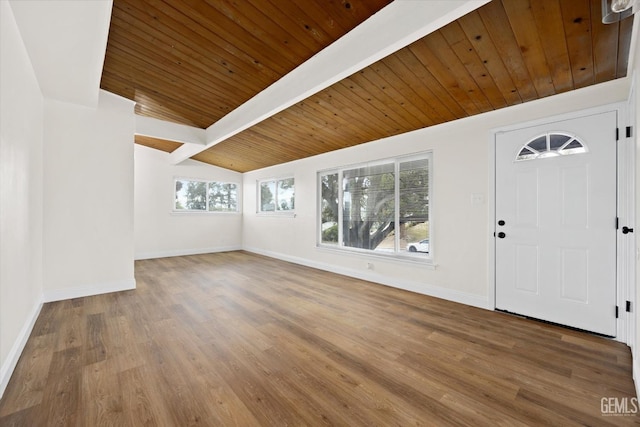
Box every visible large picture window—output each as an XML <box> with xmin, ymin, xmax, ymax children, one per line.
<box><xmin>259</xmin><ymin>177</ymin><xmax>295</xmax><ymax>213</ymax></box>
<box><xmin>174</xmin><ymin>178</ymin><xmax>238</xmax><ymax>212</ymax></box>
<box><xmin>319</xmin><ymin>153</ymin><xmax>431</xmax><ymax>258</ymax></box>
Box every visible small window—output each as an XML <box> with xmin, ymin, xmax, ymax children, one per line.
<box><xmin>258</xmin><ymin>177</ymin><xmax>295</xmax><ymax>213</ymax></box>
<box><xmin>516</xmin><ymin>132</ymin><xmax>587</xmax><ymax>161</ymax></box>
<box><xmin>174</xmin><ymin>178</ymin><xmax>239</xmax><ymax>212</ymax></box>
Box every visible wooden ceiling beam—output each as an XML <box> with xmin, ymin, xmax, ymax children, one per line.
<box><xmin>168</xmin><ymin>1</ymin><xmax>491</xmax><ymax>165</ymax></box>
<box><xmin>102</xmin><ymin>0</ymin><xmax>633</xmax><ymax>172</ymax></box>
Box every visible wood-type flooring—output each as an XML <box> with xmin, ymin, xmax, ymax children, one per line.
<box><xmin>0</xmin><ymin>251</ymin><xmax>637</xmax><ymax>425</ymax></box>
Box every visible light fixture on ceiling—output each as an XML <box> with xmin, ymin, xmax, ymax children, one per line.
<box><xmin>602</xmin><ymin>0</ymin><xmax>636</xmax><ymax>23</ymax></box>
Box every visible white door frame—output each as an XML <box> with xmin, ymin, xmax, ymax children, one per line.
<box><xmin>488</xmin><ymin>102</ymin><xmax>635</xmax><ymax>344</ymax></box>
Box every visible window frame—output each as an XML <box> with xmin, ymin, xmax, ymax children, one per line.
<box><xmin>172</xmin><ymin>177</ymin><xmax>240</xmax><ymax>214</ymax></box>
<box><xmin>515</xmin><ymin>131</ymin><xmax>588</xmax><ymax>161</ymax></box>
<box><xmin>317</xmin><ymin>152</ymin><xmax>433</xmax><ymax>262</ymax></box>
<box><xmin>257</xmin><ymin>176</ymin><xmax>296</xmax><ymax>215</ymax></box>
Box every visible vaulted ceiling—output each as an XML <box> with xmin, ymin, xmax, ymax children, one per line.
<box><xmin>101</xmin><ymin>0</ymin><xmax>634</xmax><ymax>172</ymax></box>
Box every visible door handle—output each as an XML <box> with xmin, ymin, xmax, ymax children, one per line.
<box><xmin>622</xmin><ymin>226</ymin><xmax>634</xmax><ymax>234</ymax></box>
<box><xmin>497</xmin><ymin>232</ymin><xmax>506</xmax><ymax>239</ymax></box>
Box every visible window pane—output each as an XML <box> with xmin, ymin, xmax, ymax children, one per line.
<box><xmin>208</xmin><ymin>182</ymin><xmax>237</xmax><ymax>212</ymax></box>
<box><xmin>277</xmin><ymin>178</ymin><xmax>295</xmax><ymax>211</ymax></box>
<box><xmin>260</xmin><ymin>181</ymin><xmax>276</xmax><ymax>211</ymax></box>
<box><xmin>400</xmin><ymin>159</ymin><xmax>429</xmax><ymax>254</ymax></box>
<box><xmin>175</xmin><ymin>180</ymin><xmax>206</xmax><ymax>210</ymax></box>
<box><xmin>320</xmin><ymin>173</ymin><xmax>339</xmax><ymax>244</ymax></box>
<box><xmin>549</xmin><ymin>133</ymin><xmax>571</xmax><ymax>150</ymax></box>
<box><xmin>175</xmin><ymin>180</ymin><xmax>188</xmax><ymax>210</ymax></box>
<box><xmin>528</xmin><ymin>135</ymin><xmax>547</xmax><ymax>152</ymax></box>
<box><xmin>343</xmin><ymin>163</ymin><xmax>395</xmax><ymax>251</ymax></box>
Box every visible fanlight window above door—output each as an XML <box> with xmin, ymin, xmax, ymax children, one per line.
<box><xmin>515</xmin><ymin>132</ymin><xmax>587</xmax><ymax>161</ymax></box>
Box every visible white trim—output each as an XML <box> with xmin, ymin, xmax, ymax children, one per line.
<box><xmin>635</xmin><ymin>357</ymin><xmax>640</xmax><ymax>398</ymax></box>
<box><xmin>487</xmin><ymin>129</ymin><xmax>497</xmax><ymax>310</ymax></box>
<box><xmin>43</xmin><ymin>279</ymin><xmax>136</xmax><ymax>303</ymax></box>
<box><xmin>136</xmin><ymin>115</ymin><xmax>206</xmax><ymax>146</ymax></box>
<box><xmin>316</xmin><ymin>151</ymin><xmax>433</xmax><ymax>260</ymax></box>
<box><xmin>257</xmin><ymin>176</ymin><xmax>296</xmax><ymax>214</ymax></box>
<box><xmin>617</xmin><ymin>103</ymin><xmax>635</xmax><ymax>346</ymax></box>
<box><xmin>0</xmin><ymin>297</ymin><xmax>44</xmax><ymax>399</ymax></box>
<box><xmin>135</xmin><ymin>245</ymin><xmax>242</xmax><ymax>261</ymax></box>
<box><xmin>244</xmin><ymin>246</ymin><xmax>490</xmax><ymax>310</ymax></box>
<box><xmin>173</xmin><ymin>177</ymin><xmax>240</xmax><ymax>213</ymax></box>
<box><xmin>170</xmin><ymin>1</ymin><xmax>490</xmax><ymax>164</ymax></box>
<box><xmin>315</xmin><ymin>245</ymin><xmax>436</xmax><ymax>269</ymax></box>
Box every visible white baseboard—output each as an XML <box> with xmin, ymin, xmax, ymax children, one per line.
<box><xmin>135</xmin><ymin>245</ymin><xmax>242</xmax><ymax>261</ymax></box>
<box><xmin>0</xmin><ymin>297</ymin><xmax>43</xmax><ymax>399</ymax></box>
<box><xmin>43</xmin><ymin>278</ymin><xmax>136</xmax><ymax>303</ymax></box>
<box><xmin>243</xmin><ymin>247</ymin><xmax>491</xmax><ymax>310</ymax></box>
<box><xmin>634</xmin><ymin>354</ymin><xmax>640</xmax><ymax>399</ymax></box>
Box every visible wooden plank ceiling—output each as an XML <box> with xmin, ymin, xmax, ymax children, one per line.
<box><xmin>101</xmin><ymin>0</ymin><xmax>634</xmax><ymax>172</ymax></box>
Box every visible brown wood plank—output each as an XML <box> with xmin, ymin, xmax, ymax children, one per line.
<box><xmin>530</xmin><ymin>0</ymin><xmax>574</xmax><ymax>93</ymax></box>
<box><xmin>1</xmin><ymin>252</ymin><xmax>637</xmax><ymax>425</ymax></box>
<box><xmin>102</xmin><ymin>72</ymin><xmax>210</xmax><ymax>128</ymax></box>
<box><xmin>457</xmin><ymin>10</ymin><xmax>523</xmax><ymax>106</ymax></box>
<box><xmin>370</xmin><ymin>59</ymin><xmax>443</xmax><ymax>126</ymax></box>
<box><xmin>101</xmin><ymin>0</ymin><xmax>633</xmax><ymax>172</ymax></box>
<box><xmin>102</xmin><ymin>0</ymin><xmax>391</xmax><ymax>130</ymax></box>
<box><xmin>318</xmin><ymin>81</ymin><xmax>407</xmax><ymax>138</ymax></box>
<box><xmin>439</xmin><ymin>21</ymin><xmax>508</xmax><ymax>110</ymax></box>
<box><xmin>394</xmin><ymin>47</ymin><xmax>470</xmax><ymax>120</ymax></box>
<box><xmin>103</xmin><ymin>1</ymin><xmax>267</xmax><ymax>127</ymax></box>
<box><xmin>589</xmin><ymin>0</ymin><xmax>619</xmax><ymax>84</ymax></box>
<box><xmin>172</xmin><ymin>0</ymin><xmax>294</xmax><ymax>76</ymax></box>
<box><xmin>501</xmin><ymin>0</ymin><xmax>556</xmax><ymax>98</ymax></box>
<box><xmin>425</xmin><ymin>29</ymin><xmax>496</xmax><ymax>113</ymax></box>
<box><xmin>202</xmin><ymin>0</ymin><xmax>320</xmax><ymax>66</ymax></box>
<box><xmin>346</xmin><ymin>68</ymin><xmax>426</xmax><ymax>130</ymax></box>
<box><xmin>111</xmin><ymin>0</ymin><xmax>275</xmax><ymax>94</ymax></box>
<box><xmin>102</xmin><ymin>45</ymin><xmax>242</xmax><ymax>116</ymax></box>
<box><xmin>283</xmin><ymin>92</ymin><xmax>384</xmax><ymax>145</ymax></box>
<box><xmin>560</xmin><ymin>0</ymin><xmax>596</xmax><ymax>89</ymax></box>
<box><xmin>409</xmin><ymin>38</ymin><xmax>484</xmax><ymax>116</ymax></box>
<box><xmin>477</xmin><ymin>0</ymin><xmax>539</xmax><ymax>101</ymax></box>
<box><xmin>135</xmin><ymin>135</ymin><xmax>183</xmax><ymax>153</ymax></box>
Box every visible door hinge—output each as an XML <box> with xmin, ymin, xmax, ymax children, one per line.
<box><xmin>616</xmin><ymin>128</ymin><xmax>620</xmax><ymax>141</ymax></box>
<box><xmin>616</xmin><ymin>305</ymin><xmax>619</xmax><ymax>318</ymax></box>
<box><xmin>616</xmin><ymin>217</ymin><xmax>619</xmax><ymax>229</ymax></box>
<box><xmin>626</xmin><ymin>301</ymin><xmax>632</xmax><ymax>312</ymax></box>
<box><xmin>627</xmin><ymin>126</ymin><xmax>633</xmax><ymax>138</ymax></box>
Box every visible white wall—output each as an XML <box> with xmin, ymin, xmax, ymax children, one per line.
<box><xmin>134</xmin><ymin>144</ymin><xmax>243</xmax><ymax>259</ymax></box>
<box><xmin>0</xmin><ymin>0</ymin><xmax>44</xmax><ymax>397</ymax></box>
<box><xmin>42</xmin><ymin>91</ymin><xmax>136</xmax><ymax>301</ymax></box>
<box><xmin>244</xmin><ymin>78</ymin><xmax>630</xmax><ymax>308</ymax></box>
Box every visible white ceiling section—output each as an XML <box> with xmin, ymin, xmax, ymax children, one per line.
<box><xmin>8</xmin><ymin>0</ymin><xmax>113</xmax><ymax>108</ymax></box>
<box><xmin>169</xmin><ymin>0</ymin><xmax>490</xmax><ymax>165</ymax></box>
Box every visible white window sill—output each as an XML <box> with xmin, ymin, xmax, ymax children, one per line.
<box><xmin>171</xmin><ymin>210</ymin><xmax>241</xmax><ymax>216</ymax></box>
<box><xmin>256</xmin><ymin>212</ymin><xmax>297</xmax><ymax>218</ymax></box>
<box><xmin>316</xmin><ymin>244</ymin><xmax>437</xmax><ymax>270</ymax></box>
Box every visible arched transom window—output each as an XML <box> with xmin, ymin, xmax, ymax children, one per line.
<box><xmin>516</xmin><ymin>132</ymin><xmax>587</xmax><ymax>161</ymax></box>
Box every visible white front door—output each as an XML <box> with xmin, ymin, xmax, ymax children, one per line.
<box><xmin>495</xmin><ymin>111</ymin><xmax>618</xmax><ymax>336</ymax></box>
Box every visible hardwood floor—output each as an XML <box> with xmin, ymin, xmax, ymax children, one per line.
<box><xmin>0</xmin><ymin>251</ymin><xmax>637</xmax><ymax>426</ymax></box>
